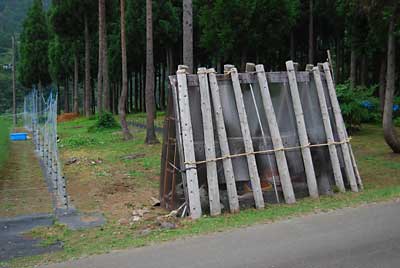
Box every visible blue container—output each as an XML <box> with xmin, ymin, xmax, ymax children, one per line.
<box><xmin>10</xmin><ymin>133</ymin><xmax>28</xmax><ymax>141</ymax></box>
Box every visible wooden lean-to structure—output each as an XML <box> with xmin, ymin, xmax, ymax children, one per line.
<box><xmin>160</xmin><ymin>61</ymin><xmax>362</xmax><ymax>219</ymax></box>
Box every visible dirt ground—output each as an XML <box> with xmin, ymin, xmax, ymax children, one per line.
<box><xmin>0</xmin><ymin>141</ymin><xmax>53</xmax><ymax>218</ymax></box>
<box><xmin>58</xmin><ymin>125</ymin><xmax>164</xmax><ymax>223</ymax></box>
<box><xmin>57</xmin><ymin>113</ymin><xmax>80</xmax><ymax>123</ymax></box>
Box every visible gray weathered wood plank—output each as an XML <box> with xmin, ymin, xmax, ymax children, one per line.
<box><xmin>322</xmin><ymin>62</ymin><xmax>360</xmax><ymax>192</ymax></box>
<box><xmin>256</xmin><ymin>64</ymin><xmax>296</xmax><ymax>204</ymax></box>
<box><xmin>208</xmin><ymin>68</ymin><xmax>240</xmax><ymax>213</ymax></box>
<box><xmin>184</xmin><ymin>72</ymin><xmax>311</xmax><ymax>87</ymax></box>
<box><xmin>286</xmin><ymin>61</ymin><xmax>319</xmax><ymax>198</ymax></box>
<box><xmin>176</xmin><ymin>68</ymin><xmax>202</xmax><ymax>218</ymax></box>
<box><xmin>169</xmin><ymin>75</ymin><xmax>190</xmax><ymax>211</ymax></box>
<box><xmin>197</xmin><ymin>67</ymin><xmax>221</xmax><ymax>216</ymax></box>
<box><xmin>229</xmin><ymin>66</ymin><xmax>265</xmax><ymax>209</ymax></box>
<box><xmin>312</xmin><ymin>66</ymin><xmax>345</xmax><ymax>192</ymax></box>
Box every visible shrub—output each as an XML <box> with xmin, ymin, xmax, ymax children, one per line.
<box><xmin>336</xmin><ymin>83</ymin><xmax>380</xmax><ymax>131</ymax></box>
<box><xmin>60</xmin><ymin>135</ymin><xmax>101</xmax><ymax>148</ymax></box>
<box><xmin>88</xmin><ymin>112</ymin><xmax>119</xmax><ymax>132</ymax></box>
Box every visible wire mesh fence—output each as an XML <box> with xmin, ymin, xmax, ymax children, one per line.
<box><xmin>24</xmin><ymin>89</ymin><xmax>69</xmax><ymax>210</ymax></box>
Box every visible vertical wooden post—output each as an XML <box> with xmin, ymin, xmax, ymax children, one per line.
<box><xmin>322</xmin><ymin>62</ymin><xmax>363</xmax><ymax>191</ymax></box>
<box><xmin>176</xmin><ymin>67</ymin><xmax>202</xmax><ymax>218</ymax></box>
<box><xmin>286</xmin><ymin>60</ymin><xmax>319</xmax><ymax>198</ymax></box>
<box><xmin>169</xmin><ymin>76</ymin><xmax>190</xmax><ymax>211</ymax></box>
<box><xmin>228</xmin><ymin>66</ymin><xmax>264</xmax><ymax>209</ymax></box>
<box><xmin>256</xmin><ymin>64</ymin><xmax>296</xmax><ymax>204</ymax></box>
<box><xmin>198</xmin><ymin>67</ymin><xmax>221</xmax><ymax>216</ymax></box>
<box><xmin>312</xmin><ymin>66</ymin><xmax>345</xmax><ymax>192</ymax></box>
<box><xmin>208</xmin><ymin>68</ymin><xmax>240</xmax><ymax>213</ymax></box>
<box><xmin>322</xmin><ymin>62</ymin><xmax>359</xmax><ymax>192</ymax></box>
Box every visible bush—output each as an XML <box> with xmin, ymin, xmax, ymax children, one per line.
<box><xmin>88</xmin><ymin>112</ymin><xmax>119</xmax><ymax>132</ymax></box>
<box><xmin>336</xmin><ymin>83</ymin><xmax>380</xmax><ymax>131</ymax></box>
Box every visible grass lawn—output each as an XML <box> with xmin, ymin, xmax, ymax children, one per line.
<box><xmin>0</xmin><ymin>140</ymin><xmax>53</xmax><ymax>217</ymax></box>
<box><xmin>0</xmin><ymin>117</ymin><xmax>12</xmax><ymax>170</ymax></box>
<box><xmin>0</xmin><ymin>118</ymin><xmax>53</xmax><ymax>217</ymax></box>
<box><xmin>2</xmin><ymin>119</ymin><xmax>400</xmax><ymax>268</ymax></box>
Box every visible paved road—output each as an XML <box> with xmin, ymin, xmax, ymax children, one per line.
<box><xmin>43</xmin><ymin>201</ymin><xmax>400</xmax><ymax>268</ymax></box>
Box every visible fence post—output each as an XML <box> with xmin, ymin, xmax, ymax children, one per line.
<box><xmin>208</xmin><ymin>68</ymin><xmax>240</xmax><ymax>213</ymax></box>
<box><xmin>256</xmin><ymin>64</ymin><xmax>296</xmax><ymax>204</ymax></box>
<box><xmin>312</xmin><ymin>66</ymin><xmax>345</xmax><ymax>192</ymax></box>
<box><xmin>322</xmin><ymin>62</ymin><xmax>359</xmax><ymax>192</ymax></box>
<box><xmin>286</xmin><ymin>60</ymin><xmax>319</xmax><ymax>198</ymax></box>
<box><xmin>198</xmin><ymin>67</ymin><xmax>221</xmax><ymax>216</ymax></box>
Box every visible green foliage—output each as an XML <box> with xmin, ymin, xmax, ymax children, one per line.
<box><xmin>60</xmin><ymin>135</ymin><xmax>102</xmax><ymax>148</ymax></box>
<box><xmin>198</xmin><ymin>0</ymin><xmax>299</xmax><ymax>67</ymax></box>
<box><xmin>89</xmin><ymin>112</ymin><xmax>119</xmax><ymax>132</ymax></box>
<box><xmin>0</xmin><ymin>0</ymin><xmax>33</xmax><ymax>48</ymax></box>
<box><xmin>18</xmin><ymin>0</ymin><xmax>51</xmax><ymax>88</ymax></box>
<box><xmin>336</xmin><ymin>83</ymin><xmax>380</xmax><ymax>131</ymax></box>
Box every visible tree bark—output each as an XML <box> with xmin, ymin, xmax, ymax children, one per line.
<box><xmin>161</xmin><ymin>63</ymin><xmax>166</xmax><ymax>110</ymax></box>
<box><xmin>84</xmin><ymin>14</ymin><xmax>92</xmax><ymax>117</ymax></box>
<box><xmin>360</xmin><ymin>54</ymin><xmax>367</xmax><ymax>86</ymax></box>
<box><xmin>336</xmin><ymin>39</ymin><xmax>341</xmax><ymax>83</ymax></box>
<box><xmin>183</xmin><ymin>0</ymin><xmax>193</xmax><ymax>73</ymax></box>
<box><xmin>64</xmin><ymin>79</ymin><xmax>69</xmax><ymax>113</ymax></box>
<box><xmin>97</xmin><ymin>0</ymin><xmax>104</xmax><ymax>114</ymax></box>
<box><xmin>308</xmin><ymin>0</ymin><xmax>314</xmax><ymax>64</ymax></box>
<box><xmin>73</xmin><ymin>52</ymin><xmax>79</xmax><ymax>114</ymax></box>
<box><xmin>119</xmin><ymin>0</ymin><xmax>133</xmax><ymax>140</ymax></box>
<box><xmin>134</xmin><ymin>71</ymin><xmax>139</xmax><ymax>111</ymax></box>
<box><xmin>350</xmin><ymin>45</ymin><xmax>357</xmax><ymax>88</ymax></box>
<box><xmin>166</xmin><ymin>47</ymin><xmax>174</xmax><ymax>75</ymax></box>
<box><xmin>383</xmin><ymin>17</ymin><xmax>400</xmax><ymax>153</ymax></box>
<box><xmin>145</xmin><ymin>0</ymin><xmax>158</xmax><ymax>144</ymax></box>
<box><xmin>139</xmin><ymin>67</ymin><xmax>143</xmax><ymax>112</ymax></box>
<box><xmin>290</xmin><ymin>30</ymin><xmax>295</xmax><ymax>60</ymax></box>
<box><xmin>379</xmin><ymin>55</ymin><xmax>386</xmax><ymax>112</ymax></box>
<box><xmin>102</xmin><ymin>0</ymin><xmax>110</xmax><ymax>112</ymax></box>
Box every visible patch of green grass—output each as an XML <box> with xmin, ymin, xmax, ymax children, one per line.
<box><xmin>3</xmin><ymin>123</ymin><xmax>400</xmax><ymax>268</ymax></box>
<box><xmin>128</xmin><ymin>170</ymin><xmax>145</xmax><ymax>177</ymax></box>
<box><xmin>0</xmin><ymin>116</ymin><xmax>12</xmax><ymax>170</ymax></box>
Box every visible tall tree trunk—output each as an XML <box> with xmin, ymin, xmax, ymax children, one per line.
<box><xmin>73</xmin><ymin>52</ymin><xmax>79</xmax><ymax>114</ymax></box>
<box><xmin>308</xmin><ymin>0</ymin><xmax>314</xmax><ymax>64</ymax></box>
<box><xmin>336</xmin><ymin>39</ymin><xmax>341</xmax><ymax>83</ymax></box>
<box><xmin>290</xmin><ymin>30</ymin><xmax>295</xmax><ymax>60</ymax></box>
<box><xmin>379</xmin><ymin>55</ymin><xmax>386</xmax><ymax>112</ymax></box>
<box><xmin>161</xmin><ymin>63</ymin><xmax>166</xmax><ymax>110</ymax></box>
<box><xmin>64</xmin><ymin>79</ymin><xmax>69</xmax><ymax>113</ymax></box>
<box><xmin>383</xmin><ymin>17</ymin><xmax>400</xmax><ymax>153</ymax></box>
<box><xmin>84</xmin><ymin>14</ymin><xmax>92</xmax><ymax>117</ymax></box>
<box><xmin>102</xmin><ymin>1</ymin><xmax>110</xmax><ymax>112</ymax></box>
<box><xmin>183</xmin><ymin>0</ymin><xmax>193</xmax><ymax>73</ymax></box>
<box><xmin>145</xmin><ymin>0</ymin><xmax>158</xmax><ymax>144</ymax></box>
<box><xmin>139</xmin><ymin>68</ymin><xmax>143</xmax><ymax>112</ymax></box>
<box><xmin>166</xmin><ymin>47</ymin><xmax>174</xmax><ymax>75</ymax></box>
<box><xmin>12</xmin><ymin>35</ymin><xmax>16</xmax><ymax>125</ymax></box>
<box><xmin>128</xmin><ymin>75</ymin><xmax>132</xmax><ymax>113</ymax></box>
<box><xmin>349</xmin><ymin>46</ymin><xmax>357</xmax><ymax>88</ymax></box>
<box><xmin>142</xmin><ymin>64</ymin><xmax>146</xmax><ymax>112</ymax></box>
<box><xmin>360</xmin><ymin>54</ymin><xmax>367</xmax><ymax>86</ymax></box>
<box><xmin>134</xmin><ymin>71</ymin><xmax>139</xmax><ymax>111</ymax></box>
<box><xmin>97</xmin><ymin>0</ymin><xmax>104</xmax><ymax>114</ymax></box>
<box><xmin>119</xmin><ymin>0</ymin><xmax>133</xmax><ymax>140</ymax></box>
